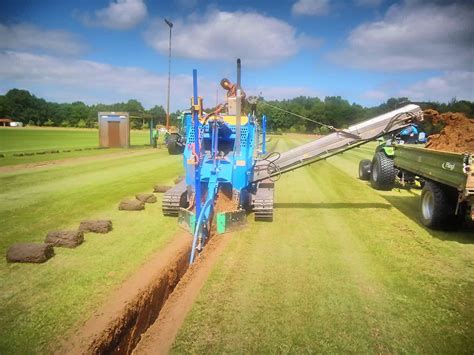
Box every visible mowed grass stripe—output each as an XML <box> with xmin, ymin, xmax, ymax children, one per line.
<box><xmin>0</xmin><ymin>127</ymin><xmax>150</xmax><ymax>152</ymax></box>
<box><xmin>0</xmin><ymin>128</ymin><xmax>153</xmax><ymax>167</ymax></box>
<box><xmin>173</xmin><ymin>161</ymin><xmax>390</xmax><ymax>352</ymax></box>
<box><xmin>172</xmin><ymin>136</ymin><xmax>473</xmax><ymax>353</ymax></box>
<box><xmin>0</xmin><ymin>147</ymin><xmax>184</xmax><ymax>353</ymax></box>
<box><xmin>0</xmin><ymin>151</ymin><xmax>182</xmax><ymax>251</ymax></box>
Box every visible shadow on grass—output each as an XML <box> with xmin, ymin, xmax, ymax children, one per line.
<box><xmin>381</xmin><ymin>194</ymin><xmax>473</xmax><ymax>244</ymax></box>
<box><xmin>274</xmin><ymin>202</ymin><xmax>392</xmax><ymax>209</ymax></box>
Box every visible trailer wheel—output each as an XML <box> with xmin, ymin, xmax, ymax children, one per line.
<box><xmin>420</xmin><ymin>181</ymin><xmax>456</xmax><ymax>229</ymax></box>
<box><xmin>167</xmin><ymin>133</ymin><xmax>184</xmax><ymax>155</ymax></box>
<box><xmin>358</xmin><ymin>159</ymin><xmax>372</xmax><ymax>181</ymax></box>
<box><xmin>370</xmin><ymin>152</ymin><xmax>396</xmax><ymax>190</ymax></box>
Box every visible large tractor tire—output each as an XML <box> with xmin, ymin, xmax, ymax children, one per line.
<box><xmin>167</xmin><ymin>133</ymin><xmax>184</xmax><ymax>155</ymax></box>
<box><xmin>420</xmin><ymin>181</ymin><xmax>459</xmax><ymax>229</ymax></box>
<box><xmin>358</xmin><ymin>159</ymin><xmax>372</xmax><ymax>181</ymax></box>
<box><xmin>420</xmin><ymin>181</ymin><xmax>456</xmax><ymax>229</ymax></box>
<box><xmin>370</xmin><ymin>152</ymin><xmax>396</xmax><ymax>190</ymax></box>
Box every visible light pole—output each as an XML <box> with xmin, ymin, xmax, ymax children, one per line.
<box><xmin>164</xmin><ymin>18</ymin><xmax>173</xmax><ymax>130</ymax></box>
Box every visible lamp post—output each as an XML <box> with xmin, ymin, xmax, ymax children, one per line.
<box><xmin>164</xmin><ymin>18</ymin><xmax>173</xmax><ymax>130</ymax></box>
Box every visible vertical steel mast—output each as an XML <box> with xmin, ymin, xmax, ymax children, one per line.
<box><xmin>164</xmin><ymin>18</ymin><xmax>173</xmax><ymax>130</ymax></box>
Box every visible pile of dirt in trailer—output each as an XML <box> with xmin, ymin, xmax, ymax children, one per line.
<box><xmin>424</xmin><ymin>110</ymin><xmax>474</xmax><ymax>153</ymax></box>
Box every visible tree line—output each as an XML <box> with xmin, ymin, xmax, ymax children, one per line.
<box><xmin>0</xmin><ymin>89</ymin><xmax>175</xmax><ymax>129</ymax></box>
<box><xmin>0</xmin><ymin>88</ymin><xmax>472</xmax><ymax>132</ymax></box>
<box><xmin>255</xmin><ymin>96</ymin><xmax>474</xmax><ymax>134</ymax></box>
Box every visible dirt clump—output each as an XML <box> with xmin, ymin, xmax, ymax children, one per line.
<box><xmin>424</xmin><ymin>110</ymin><xmax>474</xmax><ymax>153</ymax></box>
<box><xmin>136</xmin><ymin>193</ymin><xmax>157</xmax><ymax>203</ymax></box>
<box><xmin>79</xmin><ymin>220</ymin><xmax>113</xmax><ymax>234</ymax></box>
<box><xmin>154</xmin><ymin>185</ymin><xmax>171</xmax><ymax>193</ymax></box>
<box><xmin>119</xmin><ymin>200</ymin><xmax>145</xmax><ymax>211</ymax></box>
<box><xmin>6</xmin><ymin>243</ymin><xmax>54</xmax><ymax>263</ymax></box>
<box><xmin>45</xmin><ymin>230</ymin><xmax>84</xmax><ymax>248</ymax></box>
<box><xmin>214</xmin><ymin>189</ymin><xmax>238</xmax><ymax>213</ymax></box>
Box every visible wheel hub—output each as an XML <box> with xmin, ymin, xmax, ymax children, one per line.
<box><xmin>422</xmin><ymin>190</ymin><xmax>434</xmax><ymax>220</ymax></box>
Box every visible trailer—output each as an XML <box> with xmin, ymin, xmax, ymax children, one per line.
<box><xmin>363</xmin><ymin>144</ymin><xmax>474</xmax><ymax>229</ymax></box>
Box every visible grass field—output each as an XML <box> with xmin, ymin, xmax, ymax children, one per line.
<box><xmin>0</xmin><ymin>131</ymin><xmax>472</xmax><ymax>353</ymax></box>
<box><xmin>0</xmin><ymin>145</ymin><xmax>182</xmax><ymax>352</ymax></box>
<box><xmin>0</xmin><ymin>127</ymin><xmax>152</xmax><ymax>167</ymax></box>
<box><xmin>172</xmin><ymin>138</ymin><xmax>473</xmax><ymax>353</ymax></box>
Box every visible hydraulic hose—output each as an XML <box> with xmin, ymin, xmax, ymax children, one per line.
<box><xmin>189</xmin><ymin>197</ymin><xmax>214</xmax><ymax>264</ymax></box>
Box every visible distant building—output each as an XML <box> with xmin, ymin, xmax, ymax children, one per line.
<box><xmin>98</xmin><ymin>112</ymin><xmax>130</xmax><ymax>148</ymax></box>
<box><xmin>0</xmin><ymin>118</ymin><xmax>13</xmax><ymax>126</ymax></box>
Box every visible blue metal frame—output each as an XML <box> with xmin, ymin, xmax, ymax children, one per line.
<box><xmin>185</xmin><ymin>69</ymin><xmax>267</xmax><ymax>263</ymax></box>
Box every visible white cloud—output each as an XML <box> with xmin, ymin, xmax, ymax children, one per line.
<box><xmin>80</xmin><ymin>0</ymin><xmax>147</xmax><ymax>30</ymax></box>
<box><xmin>360</xmin><ymin>71</ymin><xmax>474</xmax><ymax>103</ymax></box>
<box><xmin>145</xmin><ymin>10</ymin><xmax>321</xmax><ymax>66</ymax></box>
<box><xmin>354</xmin><ymin>0</ymin><xmax>382</xmax><ymax>7</ymax></box>
<box><xmin>0</xmin><ymin>50</ymin><xmax>319</xmax><ymax>110</ymax></box>
<box><xmin>399</xmin><ymin>71</ymin><xmax>474</xmax><ymax>102</ymax></box>
<box><xmin>0</xmin><ymin>23</ymin><xmax>86</xmax><ymax>56</ymax></box>
<box><xmin>292</xmin><ymin>0</ymin><xmax>330</xmax><ymax>16</ymax></box>
<box><xmin>331</xmin><ymin>1</ymin><xmax>474</xmax><ymax>71</ymax></box>
<box><xmin>0</xmin><ymin>51</ymin><xmax>196</xmax><ymax>109</ymax></box>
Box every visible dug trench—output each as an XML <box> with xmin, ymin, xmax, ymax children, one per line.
<box><xmin>59</xmin><ymin>192</ymin><xmax>235</xmax><ymax>354</ymax></box>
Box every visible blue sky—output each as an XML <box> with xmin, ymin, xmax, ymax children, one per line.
<box><xmin>0</xmin><ymin>0</ymin><xmax>472</xmax><ymax>110</ymax></box>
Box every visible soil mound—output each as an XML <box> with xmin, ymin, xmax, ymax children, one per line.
<box><xmin>6</xmin><ymin>243</ymin><xmax>54</xmax><ymax>263</ymax></box>
<box><xmin>154</xmin><ymin>185</ymin><xmax>171</xmax><ymax>193</ymax></box>
<box><xmin>136</xmin><ymin>193</ymin><xmax>157</xmax><ymax>203</ymax></box>
<box><xmin>79</xmin><ymin>220</ymin><xmax>113</xmax><ymax>234</ymax></box>
<box><xmin>45</xmin><ymin>230</ymin><xmax>84</xmax><ymax>248</ymax></box>
<box><xmin>424</xmin><ymin>110</ymin><xmax>474</xmax><ymax>153</ymax></box>
<box><xmin>119</xmin><ymin>200</ymin><xmax>145</xmax><ymax>211</ymax></box>
<box><xmin>214</xmin><ymin>189</ymin><xmax>238</xmax><ymax>213</ymax></box>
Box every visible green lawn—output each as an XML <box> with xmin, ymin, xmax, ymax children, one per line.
<box><xmin>1</xmin><ymin>134</ymin><xmax>472</xmax><ymax>353</ymax></box>
<box><xmin>0</xmin><ymin>127</ymin><xmax>153</xmax><ymax>167</ymax></box>
<box><xmin>0</xmin><ymin>148</ymin><xmax>183</xmax><ymax>353</ymax></box>
<box><xmin>172</xmin><ymin>137</ymin><xmax>474</xmax><ymax>353</ymax></box>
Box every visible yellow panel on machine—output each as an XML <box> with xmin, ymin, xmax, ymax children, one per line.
<box><xmin>220</xmin><ymin>115</ymin><xmax>249</xmax><ymax>125</ymax></box>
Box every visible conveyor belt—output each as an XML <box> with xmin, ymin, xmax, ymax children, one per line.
<box><xmin>252</xmin><ymin>104</ymin><xmax>423</xmax><ymax>183</ymax></box>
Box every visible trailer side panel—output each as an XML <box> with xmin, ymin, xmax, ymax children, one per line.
<box><xmin>394</xmin><ymin>145</ymin><xmax>469</xmax><ymax>191</ymax></box>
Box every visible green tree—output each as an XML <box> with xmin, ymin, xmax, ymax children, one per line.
<box><xmin>77</xmin><ymin>119</ymin><xmax>87</xmax><ymax>128</ymax></box>
<box><xmin>148</xmin><ymin>105</ymin><xmax>167</xmax><ymax>125</ymax></box>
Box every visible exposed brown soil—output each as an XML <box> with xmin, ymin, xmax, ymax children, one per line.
<box><xmin>79</xmin><ymin>220</ymin><xmax>113</xmax><ymax>234</ymax></box>
<box><xmin>424</xmin><ymin>110</ymin><xmax>474</xmax><ymax>153</ymax></box>
<box><xmin>6</xmin><ymin>243</ymin><xmax>54</xmax><ymax>263</ymax></box>
<box><xmin>59</xmin><ymin>233</ymin><xmax>192</xmax><ymax>355</ymax></box>
<box><xmin>133</xmin><ymin>233</ymin><xmax>233</xmax><ymax>355</ymax></box>
<box><xmin>214</xmin><ymin>188</ymin><xmax>238</xmax><ymax>213</ymax></box>
<box><xmin>45</xmin><ymin>230</ymin><xmax>84</xmax><ymax>248</ymax></box>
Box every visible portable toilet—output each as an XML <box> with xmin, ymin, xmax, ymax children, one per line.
<box><xmin>98</xmin><ymin>112</ymin><xmax>130</xmax><ymax>148</ymax></box>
